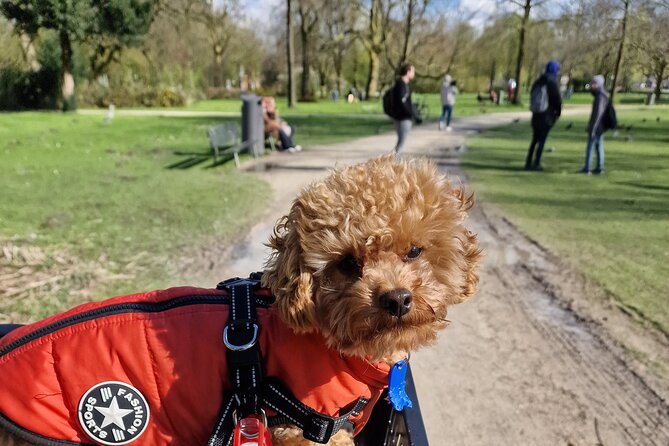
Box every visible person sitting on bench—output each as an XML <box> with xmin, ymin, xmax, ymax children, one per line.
<box><xmin>261</xmin><ymin>96</ymin><xmax>301</xmax><ymax>153</ymax></box>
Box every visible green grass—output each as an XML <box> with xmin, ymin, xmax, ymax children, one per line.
<box><xmin>114</xmin><ymin>93</ymin><xmax>528</xmax><ymax>119</ymax></box>
<box><xmin>463</xmin><ymin>106</ymin><xmax>669</xmax><ymax>334</ymax></box>
<box><xmin>563</xmin><ymin>91</ymin><xmax>669</xmax><ymax>106</ymax></box>
<box><xmin>0</xmin><ymin>113</ymin><xmax>271</xmax><ymax>320</ymax></box>
<box><xmin>118</xmin><ymin>92</ymin><xmax>666</xmax><ymax>116</ymax></box>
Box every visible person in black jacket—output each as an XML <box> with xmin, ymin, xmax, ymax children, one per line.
<box><xmin>525</xmin><ymin>60</ymin><xmax>562</xmax><ymax>171</ymax></box>
<box><xmin>392</xmin><ymin>63</ymin><xmax>416</xmax><ymax>156</ymax></box>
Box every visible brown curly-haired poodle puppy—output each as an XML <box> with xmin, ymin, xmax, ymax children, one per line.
<box><xmin>265</xmin><ymin>154</ymin><xmax>480</xmax><ymax>444</ymax></box>
<box><xmin>0</xmin><ymin>155</ymin><xmax>479</xmax><ymax>446</ymax></box>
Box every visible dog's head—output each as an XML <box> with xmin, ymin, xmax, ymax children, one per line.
<box><xmin>262</xmin><ymin>155</ymin><xmax>480</xmax><ymax>361</ymax></box>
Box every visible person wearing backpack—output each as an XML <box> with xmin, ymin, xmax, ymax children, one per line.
<box><xmin>386</xmin><ymin>62</ymin><xmax>416</xmax><ymax>156</ymax></box>
<box><xmin>579</xmin><ymin>75</ymin><xmax>610</xmax><ymax>175</ymax></box>
<box><xmin>525</xmin><ymin>60</ymin><xmax>562</xmax><ymax>171</ymax></box>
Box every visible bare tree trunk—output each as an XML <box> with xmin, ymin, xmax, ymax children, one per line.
<box><xmin>59</xmin><ymin>30</ymin><xmax>76</xmax><ymax>111</ymax></box>
<box><xmin>512</xmin><ymin>0</ymin><xmax>531</xmax><ymax>105</ymax></box>
<box><xmin>366</xmin><ymin>50</ymin><xmax>380</xmax><ymax>99</ymax></box>
<box><xmin>655</xmin><ymin>62</ymin><xmax>666</xmax><ymax>101</ymax></box>
<box><xmin>299</xmin><ymin>20</ymin><xmax>310</xmax><ymax>100</ymax></box>
<box><xmin>364</xmin><ymin>0</ymin><xmax>381</xmax><ymax>99</ymax></box>
<box><xmin>286</xmin><ymin>0</ymin><xmax>296</xmax><ymax>107</ymax></box>
<box><xmin>489</xmin><ymin>59</ymin><xmax>496</xmax><ymax>91</ymax></box>
<box><xmin>334</xmin><ymin>53</ymin><xmax>343</xmax><ymax>94</ymax></box>
<box><xmin>610</xmin><ymin>0</ymin><xmax>630</xmax><ymax>101</ymax></box>
<box><xmin>399</xmin><ymin>0</ymin><xmax>414</xmax><ymax>66</ymax></box>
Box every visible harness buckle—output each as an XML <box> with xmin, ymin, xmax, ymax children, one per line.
<box><xmin>224</xmin><ymin>323</ymin><xmax>259</xmax><ymax>351</ymax></box>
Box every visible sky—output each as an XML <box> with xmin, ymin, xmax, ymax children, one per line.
<box><xmin>215</xmin><ymin>0</ymin><xmax>501</xmax><ymax>32</ymax></box>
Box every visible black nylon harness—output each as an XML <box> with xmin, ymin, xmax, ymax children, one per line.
<box><xmin>207</xmin><ymin>274</ymin><xmax>369</xmax><ymax>446</ymax></box>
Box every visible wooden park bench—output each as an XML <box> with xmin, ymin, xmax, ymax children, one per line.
<box><xmin>207</xmin><ymin>122</ymin><xmax>256</xmax><ymax>168</ymax></box>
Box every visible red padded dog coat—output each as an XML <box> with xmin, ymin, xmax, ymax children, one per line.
<box><xmin>0</xmin><ymin>285</ymin><xmax>390</xmax><ymax>445</ymax></box>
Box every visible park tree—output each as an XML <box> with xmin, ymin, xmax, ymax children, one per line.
<box><xmin>358</xmin><ymin>0</ymin><xmax>397</xmax><ymax>99</ymax></box>
<box><xmin>469</xmin><ymin>14</ymin><xmax>518</xmax><ymax>91</ymax></box>
<box><xmin>296</xmin><ymin>0</ymin><xmax>319</xmax><ymax>100</ymax></box>
<box><xmin>286</xmin><ymin>0</ymin><xmax>296</xmax><ymax>107</ymax></box>
<box><xmin>390</xmin><ymin>0</ymin><xmax>430</xmax><ymax>72</ymax></box>
<box><xmin>156</xmin><ymin>0</ymin><xmax>241</xmax><ymax>88</ymax></box>
<box><xmin>505</xmin><ymin>0</ymin><xmax>547</xmax><ymax>104</ymax></box>
<box><xmin>629</xmin><ymin>3</ymin><xmax>669</xmax><ymax>100</ymax></box>
<box><xmin>319</xmin><ymin>0</ymin><xmax>356</xmax><ymax>94</ymax></box>
<box><xmin>554</xmin><ymin>0</ymin><xmax>594</xmax><ymax>85</ymax></box>
<box><xmin>407</xmin><ymin>13</ymin><xmax>477</xmax><ymax>90</ymax></box>
<box><xmin>609</xmin><ymin>0</ymin><xmax>631</xmax><ymax>100</ymax></box>
<box><xmin>0</xmin><ymin>0</ymin><xmax>155</xmax><ymax>110</ymax></box>
<box><xmin>0</xmin><ymin>16</ymin><xmax>29</xmax><ymax>68</ymax></box>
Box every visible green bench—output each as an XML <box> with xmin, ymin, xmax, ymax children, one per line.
<box><xmin>207</xmin><ymin>123</ymin><xmax>256</xmax><ymax>168</ymax></box>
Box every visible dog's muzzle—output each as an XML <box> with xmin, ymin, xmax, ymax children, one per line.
<box><xmin>379</xmin><ymin>288</ymin><xmax>412</xmax><ymax>317</ymax></box>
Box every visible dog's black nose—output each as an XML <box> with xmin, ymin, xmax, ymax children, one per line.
<box><xmin>379</xmin><ymin>289</ymin><xmax>412</xmax><ymax>317</ymax></box>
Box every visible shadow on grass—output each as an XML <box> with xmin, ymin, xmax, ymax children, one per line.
<box><xmin>166</xmin><ymin>153</ymin><xmax>212</xmax><ymax>169</ymax></box>
<box><xmin>261</xmin><ymin>162</ymin><xmax>328</xmax><ymax>172</ymax></box>
<box><xmin>490</xmin><ymin>191</ymin><xmax>669</xmax><ymax>219</ymax></box>
<box><xmin>460</xmin><ymin>160</ymin><xmax>526</xmax><ymax>172</ymax></box>
<box><xmin>166</xmin><ymin>149</ymin><xmax>238</xmax><ymax>170</ymax></box>
<box><xmin>615</xmin><ymin>181</ymin><xmax>669</xmax><ymax>192</ymax></box>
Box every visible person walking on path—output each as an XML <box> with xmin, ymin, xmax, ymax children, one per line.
<box><xmin>525</xmin><ymin>60</ymin><xmax>562</xmax><ymax>171</ymax></box>
<box><xmin>439</xmin><ymin>74</ymin><xmax>458</xmax><ymax>131</ymax></box>
<box><xmin>580</xmin><ymin>75</ymin><xmax>609</xmax><ymax>175</ymax></box>
<box><xmin>391</xmin><ymin>63</ymin><xmax>417</xmax><ymax>156</ymax></box>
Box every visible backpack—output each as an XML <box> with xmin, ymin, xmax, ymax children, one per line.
<box><xmin>529</xmin><ymin>79</ymin><xmax>549</xmax><ymax>113</ymax></box>
<box><xmin>383</xmin><ymin>85</ymin><xmax>398</xmax><ymax>119</ymax></box>
<box><xmin>603</xmin><ymin>100</ymin><xmax>618</xmax><ymax>131</ymax></box>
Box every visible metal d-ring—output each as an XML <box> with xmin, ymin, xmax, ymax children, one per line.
<box><xmin>232</xmin><ymin>408</ymin><xmax>269</xmax><ymax>430</ymax></box>
<box><xmin>223</xmin><ymin>323</ymin><xmax>259</xmax><ymax>351</ymax></box>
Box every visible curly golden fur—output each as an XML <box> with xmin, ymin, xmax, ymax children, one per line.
<box><xmin>0</xmin><ymin>155</ymin><xmax>479</xmax><ymax>446</ymax></box>
<box><xmin>262</xmin><ymin>155</ymin><xmax>480</xmax><ymax>363</ymax></box>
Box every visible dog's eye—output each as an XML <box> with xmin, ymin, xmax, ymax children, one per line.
<box><xmin>338</xmin><ymin>255</ymin><xmax>361</xmax><ymax>276</ymax></box>
<box><xmin>405</xmin><ymin>245</ymin><xmax>423</xmax><ymax>260</ymax></box>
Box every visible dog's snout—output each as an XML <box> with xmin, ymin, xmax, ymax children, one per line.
<box><xmin>379</xmin><ymin>288</ymin><xmax>412</xmax><ymax>317</ymax></box>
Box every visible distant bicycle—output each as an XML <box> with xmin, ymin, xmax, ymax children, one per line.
<box><xmin>412</xmin><ymin>95</ymin><xmax>429</xmax><ymax>124</ymax></box>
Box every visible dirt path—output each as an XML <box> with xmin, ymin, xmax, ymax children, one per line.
<box><xmin>179</xmin><ymin>110</ymin><xmax>669</xmax><ymax>446</ymax></box>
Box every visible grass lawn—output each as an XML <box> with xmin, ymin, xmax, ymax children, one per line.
<box><xmin>110</xmin><ymin>92</ymin><xmax>665</xmax><ymax>118</ymax></box>
<box><xmin>116</xmin><ymin>93</ymin><xmax>528</xmax><ymax>119</ymax></box>
<box><xmin>0</xmin><ymin>112</ymin><xmax>271</xmax><ymax>321</ymax></box>
<box><xmin>463</xmin><ymin>106</ymin><xmax>669</xmax><ymax>334</ymax></box>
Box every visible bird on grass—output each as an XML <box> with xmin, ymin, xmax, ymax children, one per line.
<box><xmin>657</xmin><ymin>117</ymin><xmax>661</xmax><ymax>123</ymax></box>
<box><xmin>512</xmin><ymin>118</ymin><xmax>520</xmax><ymax>123</ymax></box>
<box><xmin>565</xmin><ymin>122</ymin><xmax>573</xmax><ymax>130</ymax></box>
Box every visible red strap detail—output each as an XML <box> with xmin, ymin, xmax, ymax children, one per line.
<box><xmin>233</xmin><ymin>415</ymin><xmax>272</xmax><ymax>446</ymax></box>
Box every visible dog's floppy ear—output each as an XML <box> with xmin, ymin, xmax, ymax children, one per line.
<box><xmin>449</xmin><ymin>184</ymin><xmax>481</xmax><ymax>304</ymax></box>
<box><xmin>262</xmin><ymin>212</ymin><xmax>316</xmax><ymax>332</ymax></box>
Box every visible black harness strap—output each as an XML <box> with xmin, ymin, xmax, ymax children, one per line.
<box><xmin>207</xmin><ymin>275</ymin><xmax>369</xmax><ymax>446</ymax></box>
<box><xmin>226</xmin><ymin>283</ymin><xmax>263</xmax><ymax>416</ymax></box>
<box><xmin>262</xmin><ymin>378</ymin><xmax>368</xmax><ymax>443</ymax></box>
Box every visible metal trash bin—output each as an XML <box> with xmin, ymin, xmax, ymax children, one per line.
<box><xmin>241</xmin><ymin>94</ymin><xmax>264</xmax><ymax>157</ymax></box>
